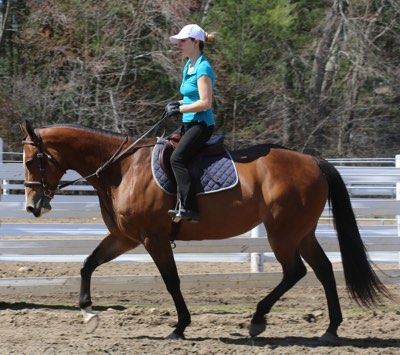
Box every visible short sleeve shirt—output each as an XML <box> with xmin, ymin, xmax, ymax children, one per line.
<box><xmin>180</xmin><ymin>54</ymin><xmax>215</xmax><ymax>126</ymax></box>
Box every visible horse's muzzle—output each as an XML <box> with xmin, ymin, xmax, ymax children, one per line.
<box><xmin>26</xmin><ymin>195</ymin><xmax>52</xmax><ymax>217</ymax></box>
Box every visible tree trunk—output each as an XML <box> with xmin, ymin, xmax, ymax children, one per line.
<box><xmin>306</xmin><ymin>0</ymin><xmax>348</xmax><ymax>152</ymax></box>
<box><xmin>337</xmin><ymin>3</ymin><xmax>385</xmax><ymax>156</ymax></box>
<box><xmin>0</xmin><ymin>0</ymin><xmax>11</xmax><ymax>50</ymax></box>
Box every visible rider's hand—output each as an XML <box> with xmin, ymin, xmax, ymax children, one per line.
<box><xmin>165</xmin><ymin>101</ymin><xmax>181</xmax><ymax>118</ymax></box>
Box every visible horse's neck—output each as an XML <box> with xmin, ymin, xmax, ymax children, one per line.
<box><xmin>45</xmin><ymin>127</ymin><xmax>154</xmax><ymax>190</ymax></box>
<box><xmin>44</xmin><ymin>127</ymin><xmax>125</xmax><ymax>178</ymax></box>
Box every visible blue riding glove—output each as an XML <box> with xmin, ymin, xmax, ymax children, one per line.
<box><xmin>165</xmin><ymin>101</ymin><xmax>181</xmax><ymax>118</ymax></box>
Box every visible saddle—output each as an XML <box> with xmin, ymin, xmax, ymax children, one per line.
<box><xmin>159</xmin><ymin>133</ymin><xmax>226</xmax><ymax>182</ymax></box>
<box><xmin>151</xmin><ymin>135</ymin><xmax>239</xmax><ymax>196</ymax></box>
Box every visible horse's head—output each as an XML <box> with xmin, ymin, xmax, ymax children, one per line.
<box><xmin>20</xmin><ymin>120</ymin><xmax>66</xmax><ymax>217</ymax></box>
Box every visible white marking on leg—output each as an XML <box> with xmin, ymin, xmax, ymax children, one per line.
<box><xmin>81</xmin><ymin>306</ymin><xmax>99</xmax><ymax>333</ymax></box>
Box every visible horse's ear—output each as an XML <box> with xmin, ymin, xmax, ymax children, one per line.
<box><xmin>22</xmin><ymin>119</ymin><xmax>37</xmax><ymax>140</ymax></box>
<box><xmin>20</xmin><ymin>120</ymin><xmax>28</xmax><ymax>138</ymax></box>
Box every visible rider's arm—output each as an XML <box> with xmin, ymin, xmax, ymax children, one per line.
<box><xmin>179</xmin><ymin>75</ymin><xmax>212</xmax><ymax>113</ymax></box>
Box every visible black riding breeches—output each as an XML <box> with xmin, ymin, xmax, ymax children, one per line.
<box><xmin>170</xmin><ymin>122</ymin><xmax>214</xmax><ymax>212</ymax></box>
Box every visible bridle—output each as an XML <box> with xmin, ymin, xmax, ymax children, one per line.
<box><xmin>22</xmin><ymin>129</ymin><xmax>67</xmax><ymax>199</ymax></box>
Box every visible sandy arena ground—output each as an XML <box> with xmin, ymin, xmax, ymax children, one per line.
<box><xmin>1</xmin><ymin>218</ymin><xmax>399</xmax><ymax>354</ymax></box>
<box><xmin>0</xmin><ymin>259</ymin><xmax>399</xmax><ymax>355</ymax></box>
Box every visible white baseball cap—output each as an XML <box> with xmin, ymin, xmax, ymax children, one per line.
<box><xmin>169</xmin><ymin>24</ymin><xmax>205</xmax><ymax>44</ymax></box>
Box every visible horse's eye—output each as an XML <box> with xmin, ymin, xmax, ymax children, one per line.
<box><xmin>25</xmin><ymin>159</ymin><xmax>34</xmax><ymax>169</ymax></box>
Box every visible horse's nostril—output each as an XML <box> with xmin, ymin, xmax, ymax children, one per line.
<box><xmin>26</xmin><ymin>206</ymin><xmax>35</xmax><ymax>214</ymax></box>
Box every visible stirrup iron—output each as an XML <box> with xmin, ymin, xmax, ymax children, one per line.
<box><xmin>170</xmin><ymin>198</ymin><xmax>182</xmax><ymax>223</ymax></box>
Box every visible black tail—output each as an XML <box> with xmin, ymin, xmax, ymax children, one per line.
<box><xmin>316</xmin><ymin>157</ymin><xmax>391</xmax><ymax>307</ymax></box>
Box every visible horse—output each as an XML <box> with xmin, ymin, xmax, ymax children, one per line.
<box><xmin>20</xmin><ymin>119</ymin><xmax>390</xmax><ymax>342</ymax></box>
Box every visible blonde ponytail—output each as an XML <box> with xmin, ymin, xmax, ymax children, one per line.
<box><xmin>205</xmin><ymin>31</ymin><xmax>217</xmax><ymax>44</ymax></box>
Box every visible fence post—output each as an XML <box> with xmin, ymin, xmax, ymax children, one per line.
<box><xmin>396</xmin><ymin>154</ymin><xmax>400</xmax><ymax>264</ymax></box>
<box><xmin>396</xmin><ymin>155</ymin><xmax>400</xmax><ymax>238</ymax></box>
<box><xmin>0</xmin><ymin>137</ymin><xmax>7</xmax><ymax>195</ymax></box>
<box><xmin>250</xmin><ymin>224</ymin><xmax>264</xmax><ymax>272</ymax></box>
<box><xmin>396</xmin><ymin>154</ymin><xmax>400</xmax><ymax>265</ymax></box>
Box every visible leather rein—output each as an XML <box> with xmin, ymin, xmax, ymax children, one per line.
<box><xmin>23</xmin><ymin>112</ymin><xmax>168</xmax><ymax>197</ymax></box>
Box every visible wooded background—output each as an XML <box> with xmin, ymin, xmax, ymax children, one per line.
<box><xmin>0</xmin><ymin>0</ymin><xmax>399</xmax><ymax>157</ymax></box>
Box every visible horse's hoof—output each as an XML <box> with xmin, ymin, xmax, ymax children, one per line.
<box><xmin>318</xmin><ymin>331</ymin><xmax>340</xmax><ymax>344</ymax></box>
<box><xmin>249</xmin><ymin>322</ymin><xmax>266</xmax><ymax>337</ymax></box>
<box><xmin>81</xmin><ymin>307</ymin><xmax>100</xmax><ymax>333</ymax></box>
<box><xmin>85</xmin><ymin>313</ymin><xmax>100</xmax><ymax>333</ymax></box>
<box><xmin>166</xmin><ymin>331</ymin><xmax>185</xmax><ymax>340</ymax></box>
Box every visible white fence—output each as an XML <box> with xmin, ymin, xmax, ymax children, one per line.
<box><xmin>1</xmin><ymin>142</ymin><xmax>400</xmax><ymax>295</ymax></box>
<box><xmin>0</xmin><ymin>236</ymin><xmax>399</xmax><ymax>295</ymax></box>
<box><xmin>2</xmin><ymin>161</ymin><xmax>400</xmax><ymax>219</ymax></box>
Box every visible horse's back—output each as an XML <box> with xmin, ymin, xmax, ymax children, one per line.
<box><xmin>231</xmin><ymin>144</ymin><xmax>328</xmax><ymax>230</ymax></box>
<box><xmin>230</xmin><ymin>143</ymin><xmax>287</xmax><ymax>164</ymax></box>
<box><xmin>231</xmin><ymin>144</ymin><xmax>322</xmax><ymax>183</ymax></box>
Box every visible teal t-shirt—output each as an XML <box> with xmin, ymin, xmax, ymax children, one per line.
<box><xmin>180</xmin><ymin>54</ymin><xmax>215</xmax><ymax>126</ymax></box>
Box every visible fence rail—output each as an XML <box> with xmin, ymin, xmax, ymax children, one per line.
<box><xmin>2</xmin><ymin>161</ymin><xmax>400</xmax><ymax>218</ymax></box>
<box><xmin>0</xmin><ymin>236</ymin><xmax>399</xmax><ymax>295</ymax></box>
<box><xmin>1</xmin><ymin>236</ymin><xmax>400</xmax><ymax>255</ymax></box>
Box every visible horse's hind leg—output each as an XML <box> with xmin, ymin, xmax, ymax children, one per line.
<box><xmin>79</xmin><ymin>232</ymin><xmax>139</xmax><ymax>332</ymax></box>
<box><xmin>250</xmin><ymin>240</ymin><xmax>307</xmax><ymax>337</ymax></box>
<box><xmin>144</xmin><ymin>237</ymin><xmax>191</xmax><ymax>340</ymax></box>
<box><xmin>299</xmin><ymin>233</ymin><xmax>343</xmax><ymax>341</ymax></box>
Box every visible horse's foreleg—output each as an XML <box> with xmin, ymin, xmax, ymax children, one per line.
<box><xmin>250</xmin><ymin>248</ymin><xmax>307</xmax><ymax>337</ymax></box>
<box><xmin>144</xmin><ymin>238</ymin><xmax>191</xmax><ymax>340</ymax></box>
<box><xmin>79</xmin><ymin>232</ymin><xmax>138</xmax><ymax>332</ymax></box>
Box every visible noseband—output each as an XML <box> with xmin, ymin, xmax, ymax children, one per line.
<box><xmin>22</xmin><ymin>129</ymin><xmax>66</xmax><ymax>199</ymax></box>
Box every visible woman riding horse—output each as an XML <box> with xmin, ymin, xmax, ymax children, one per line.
<box><xmin>21</xmin><ymin>120</ymin><xmax>390</xmax><ymax>341</ymax></box>
<box><xmin>166</xmin><ymin>24</ymin><xmax>217</xmax><ymax>223</ymax></box>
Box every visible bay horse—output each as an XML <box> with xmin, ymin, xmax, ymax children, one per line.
<box><xmin>20</xmin><ymin>120</ymin><xmax>389</xmax><ymax>342</ymax></box>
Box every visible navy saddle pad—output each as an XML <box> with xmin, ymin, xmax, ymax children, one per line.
<box><xmin>151</xmin><ymin>137</ymin><xmax>239</xmax><ymax>195</ymax></box>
